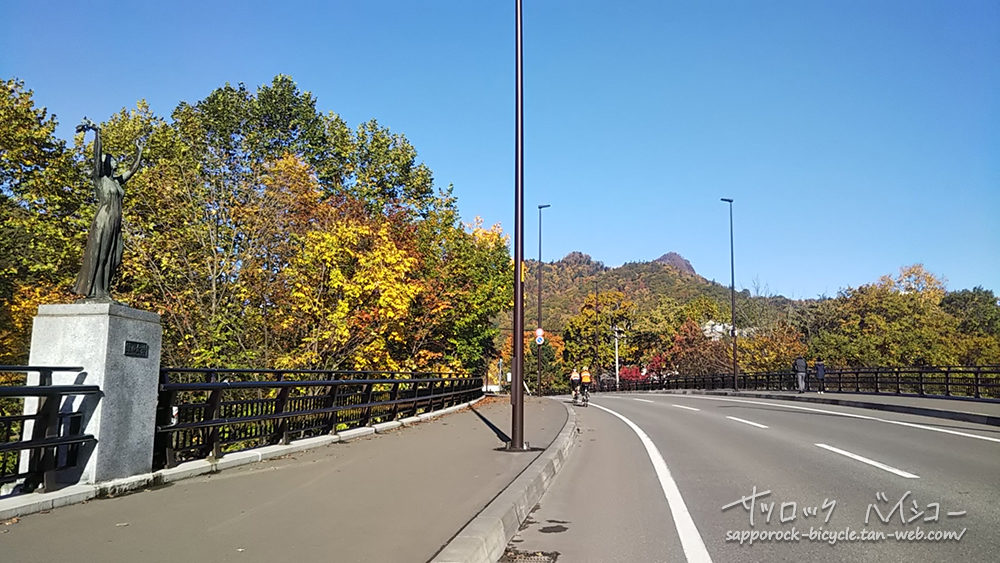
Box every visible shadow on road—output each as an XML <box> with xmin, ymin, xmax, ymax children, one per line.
<box><xmin>470</xmin><ymin>406</ymin><xmax>511</xmax><ymax>443</ymax></box>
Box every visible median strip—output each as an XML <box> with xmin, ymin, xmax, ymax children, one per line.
<box><xmin>815</xmin><ymin>443</ymin><xmax>919</xmax><ymax>479</ymax></box>
<box><xmin>726</xmin><ymin>416</ymin><xmax>768</xmax><ymax>429</ymax></box>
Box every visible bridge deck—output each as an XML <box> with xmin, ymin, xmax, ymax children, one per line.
<box><xmin>0</xmin><ymin>396</ymin><xmax>565</xmax><ymax>562</ymax></box>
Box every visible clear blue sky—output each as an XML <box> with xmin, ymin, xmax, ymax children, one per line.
<box><xmin>3</xmin><ymin>0</ymin><xmax>997</xmax><ymax>299</ymax></box>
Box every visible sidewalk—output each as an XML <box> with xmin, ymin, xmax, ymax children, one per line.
<box><xmin>653</xmin><ymin>389</ymin><xmax>1000</xmax><ymax>426</ymax></box>
<box><xmin>0</xmin><ymin>395</ymin><xmax>572</xmax><ymax>563</ymax></box>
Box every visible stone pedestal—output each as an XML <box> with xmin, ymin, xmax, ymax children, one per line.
<box><xmin>25</xmin><ymin>302</ymin><xmax>162</xmax><ymax>484</ymax></box>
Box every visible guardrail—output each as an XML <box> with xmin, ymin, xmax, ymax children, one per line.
<box><xmin>0</xmin><ymin>365</ymin><xmax>100</xmax><ymax>494</ymax></box>
<box><xmin>154</xmin><ymin>368</ymin><xmax>484</xmax><ymax>468</ymax></box>
<box><xmin>602</xmin><ymin>365</ymin><xmax>1000</xmax><ymax>400</ymax></box>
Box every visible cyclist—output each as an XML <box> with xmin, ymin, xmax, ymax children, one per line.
<box><xmin>569</xmin><ymin>368</ymin><xmax>581</xmax><ymax>401</ymax></box>
<box><xmin>580</xmin><ymin>367</ymin><xmax>592</xmax><ymax>404</ymax></box>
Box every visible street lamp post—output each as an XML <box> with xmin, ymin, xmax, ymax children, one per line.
<box><xmin>509</xmin><ymin>0</ymin><xmax>528</xmax><ymax>450</ymax></box>
<box><xmin>721</xmin><ymin>198</ymin><xmax>737</xmax><ymax>391</ymax></box>
<box><xmin>613</xmin><ymin>325</ymin><xmax>621</xmax><ymax>389</ymax></box>
<box><xmin>536</xmin><ymin>204</ymin><xmax>550</xmax><ymax>395</ymax></box>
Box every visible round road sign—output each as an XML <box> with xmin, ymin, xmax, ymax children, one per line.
<box><xmin>535</xmin><ymin>328</ymin><xmax>544</xmax><ymax>338</ymax></box>
<box><xmin>535</xmin><ymin>336</ymin><xmax>545</xmax><ymax>345</ymax></box>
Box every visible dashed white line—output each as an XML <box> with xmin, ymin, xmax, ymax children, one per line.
<box><xmin>672</xmin><ymin>404</ymin><xmax>701</xmax><ymax>412</ymax></box>
<box><xmin>672</xmin><ymin>395</ymin><xmax>1000</xmax><ymax>444</ymax></box>
<box><xmin>815</xmin><ymin>443</ymin><xmax>920</xmax><ymax>479</ymax></box>
<box><xmin>634</xmin><ymin>398</ymin><xmax>655</xmax><ymax>403</ymax></box>
<box><xmin>726</xmin><ymin>416</ymin><xmax>769</xmax><ymax>429</ymax></box>
<box><xmin>591</xmin><ymin>403</ymin><xmax>713</xmax><ymax>563</ymax></box>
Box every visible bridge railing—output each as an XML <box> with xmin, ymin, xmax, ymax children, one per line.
<box><xmin>0</xmin><ymin>365</ymin><xmax>100</xmax><ymax>495</ymax></box>
<box><xmin>600</xmin><ymin>365</ymin><xmax>1000</xmax><ymax>401</ymax></box>
<box><xmin>154</xmin><ymin>369</ymin><xmax>483</xmax><ymax>469</ymax></box>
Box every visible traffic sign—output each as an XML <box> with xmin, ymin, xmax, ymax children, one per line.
<box><xmin>535</xmin><ymin>327</ymin><xmax>544</xmax><ymax>338</ymax></box>
<box><xmin>535</xmin><ymin>336</ymin><xmax>545</xmax><ymax>345</ymax></box>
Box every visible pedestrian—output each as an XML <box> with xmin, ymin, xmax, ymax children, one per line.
<box><xmin>814</xmin><ymin>359</ymin><xmax>826</xmax><ymax>394</ymax></box>
<box><xmin>794</xmin><ymin>356</ymin><xmax>807</xmax><ymax>393</ymax></box>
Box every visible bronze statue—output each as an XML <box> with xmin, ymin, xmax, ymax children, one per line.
<box><xmin>73</xmin><ymin>118</ymin><xmax>144</xmax><ymax>300</ymax></box>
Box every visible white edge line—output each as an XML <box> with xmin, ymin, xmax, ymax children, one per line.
<box><xmin>672</xmin><ymin>404</ymin><xmax>701</xmax><ymax>412</ymax></box>
<box><xmin>725</xmin><ymin>416</ymin><xmax>769</xmax><ymax>429</ymax></box>
<box><xmin>815</xmin><ymin>443</ymin><xmax>919</xmax><ymax>479</ymax></box>
<box><xmin>592</xmin><ymin>403</ymin><xmax>713</xmax><ymax>563</ymax></box>
<box><xmin>634</xmin><ymin>398</ymin><xmax>655</xmax><ymax>403</ymax></box>
<box><xmin>674</xmin><ymin>395</ymin><xmax>1000</xmax><ymax>444</ymax></box>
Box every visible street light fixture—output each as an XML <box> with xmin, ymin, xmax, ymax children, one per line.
<box><xmin>720</xmin><ymin>198</ymin><xmax>737</xmax><ymax>391</ymax></box>
<box><xmin>536</xmin><ymin>204</ymin><xmax>550</xmax><ymax>395</ymax></box>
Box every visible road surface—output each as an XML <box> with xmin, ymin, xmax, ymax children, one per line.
<box><xmin>508</xmin><ymin>393</ymin><xmax>999</xmax><ymax>562</ymax></box>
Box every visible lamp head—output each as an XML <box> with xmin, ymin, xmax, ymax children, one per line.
<box><xmin>721</xmin><ymin>198</ymin><xmax>733</xmax><ymax>203</ymax></box>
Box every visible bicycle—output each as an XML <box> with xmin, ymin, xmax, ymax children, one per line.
<box><xmin>580</xmin><ymin>384</ymin><xmax>589</xmax><ymax>407</ymax></box>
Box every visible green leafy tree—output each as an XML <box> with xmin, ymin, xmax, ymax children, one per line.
<box><xmin>563</xmin><ymin>289</ymin><xmax>637</xmax><ymax>374</ymax></box>
<box><xmin>809</xmin><ymin>265</ymin><xmax>963</xmax><ymax>367</ymax></box>
<box><xmin>0</xmin><ymin>78</ymin><xmax>87</xmax><ymax>363</ymax></box>
<box><xmin>940</xmin><ymin>287</ymin><xmax>1000</xmax><ymax>365</ymax></box>
<box><xmin>941</xmin><ymin>287</ymin><xmax>1000</xmax><ymax>337</ymax></box>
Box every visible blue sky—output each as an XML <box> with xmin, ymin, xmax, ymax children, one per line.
<box><xmin>2</xmin><ymin>0</ymin><xmax>997</xmax><ymax>299</ymax></box>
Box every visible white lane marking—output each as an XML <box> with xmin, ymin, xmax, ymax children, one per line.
<box><xmin>673</xmin><ymin>404</ymin><xmax>701</xmax><ymax>412</ymax></box>
<box><xmin>726</xmin><ymin>416</ymin><xmax>769</xmax><ymax>429</ymax></box>
<box><xmin>591</xmin><ymin>403</ymin><xmax>713</xmax><ymax>563</ymax></box>
<box><xmin>674</xmin><ymin>395</ymin><xmax>1000</xmax><ymax>444</ymax></box>
<box><xmin>815</xmin><ymin>443</ymin><xmax>920</xmax><ymax>479</ymax></box>
<box><xmin>634</xmin><ymin>398</ymin><xmax>655</xmax><ymax>403</ymax></box>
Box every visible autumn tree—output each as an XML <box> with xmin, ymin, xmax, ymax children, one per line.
<box><xmin>500</xmin><ymin>331</ymin><xmax>567</xmax><ymax>394</ymax></box>
<box><xmin>0</xmin><ymin>79</ymin><xmax>87</xmax><ymax>363</ymax></box>
<box><xmin>667</xmin><ymin>319</ymin><xmax>730</xmax><ymax>375</ymax></box>
<box><xmin>738</xmin><ymin>322</ymin><xmax>807</xmax><ymax>372</ymax></box>
<box><xmin>2</xmin><ymin>75</ymin><xmax>512</xmax><ymax>376</ymax></box>
<box><xmin>809</xmin><ymin>265</ymin><xmax>963</xmax><ymax>367</ymax></box>
<box><xmin>562</xmin><ymin>290</ymin><xmax>637</xmax><ymax>374</ymax></box>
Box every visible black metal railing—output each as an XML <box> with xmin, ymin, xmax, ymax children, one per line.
<box><xmin>599</xmin><ymin>365</ymin><xmax>1000</xmax><ymax>401</ymax></box>
<box><xmin>154</xmin><ymin>368</ymin><xmax>484</xmax><ymax>468</ymax></box>
<box><xmin>0</xmin><ymin>365</ymin><xmax>100</xmax><ymax>495</ymax></box>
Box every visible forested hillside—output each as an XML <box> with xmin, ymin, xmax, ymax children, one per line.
<box><xmin>506</xmin><ymin>253</ymin><xmax>999</xmax><ymax>390</ymax></box>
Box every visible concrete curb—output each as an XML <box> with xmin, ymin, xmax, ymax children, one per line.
<box><xmin>652</xmin><ymin>389</ymin><xmax>1000</xmax><ymax>426</ymax></box>
<box><xmin>0</xmin><ymin>395</ymin><xmax>485</xmax><ymax>521</ymax></box>
<box><xmin>431</xmin><ymin>398</ymin><xmax>578</xmax><ymax>563</ymax></box>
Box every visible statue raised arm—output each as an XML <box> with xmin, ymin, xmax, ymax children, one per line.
<box><xmin>120</xmin><ymin>138</ymin><xmax>145</xmax><ymax>183</ymax></box>
<box><xmin>73</xmin><ymin>118</ymin><xmax>145</xmax><ymax>300</ymax></box>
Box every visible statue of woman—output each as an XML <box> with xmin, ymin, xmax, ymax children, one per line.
<box><xmin>73</xmin><ymin>118</ymin><xmax>144</xmax><ymax>300</ymax></box>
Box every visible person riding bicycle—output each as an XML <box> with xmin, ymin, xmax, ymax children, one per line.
<box><xmin>580</xmin><ymin>367</ymin><xmax>592</xmax><ymax>402</ymax></box>
<box><xmin>569</xmin><ymin>368</ymin><xmax>581</xmax><ymax>401</ymax></box>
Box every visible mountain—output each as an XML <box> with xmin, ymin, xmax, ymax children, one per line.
<box><xmin>524</xmin><ymin>251</ymin><xmax>735</xmax><ymax>335</ymax></box>
<box><xmin>654</xmin><ymin>252</ymin><xmax>696</xmax><ymax>275</ymax></box>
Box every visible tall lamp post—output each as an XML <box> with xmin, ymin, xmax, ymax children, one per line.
<box><xmin>536</xmin><ymin>204</ymin><xmax>550</xmax><ymax>395</ymax></box>
<box><xmin>720</xmin><ymin>198</ymin><xmax>737</xmax><ymax>391</ymax></box>
<box><xmin>509</xmin><ymin>0</ymin><xmax>528</xmax><ymax>450</ymax></box>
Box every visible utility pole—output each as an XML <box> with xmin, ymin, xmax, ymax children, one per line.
<box><xmin>536</xmin><ymin>204</ymin><xmax>550</xmax><ymax>395</ymax></box>
<box><xmin>721</xmin><ymin>198</ymin><xmax>738</xmax><ymax>391</ymax></box>
<box><xmin>613</xmin><ymin>325</ymin><xmax>620</xmax><ymax>390</ymax></box>
<box><xmin>593</xmin><ymin>279</ymin><xmax>599</xmax><ymax>373</ymax></box>
<box><xmin>509</xmin><ymin>0</ymin><xmax>528</xmax><ymax>451</ymax></box>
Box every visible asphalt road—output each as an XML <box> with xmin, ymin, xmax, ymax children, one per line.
<box><xmin>509</xmin><ymin>394</ymin><xmax>1000</xmax><ymax>562</ymax></box>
